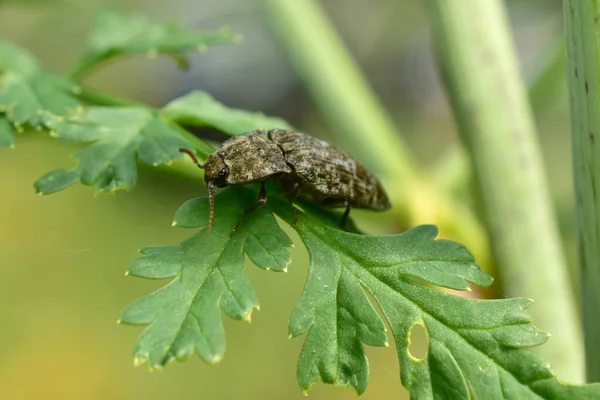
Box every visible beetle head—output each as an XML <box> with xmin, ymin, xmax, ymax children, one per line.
<box><xmin>202</xmin><ymin>153</ymin><xmax>229</xmax><ymax>188</ymax></box>
<box><xmin>179</xmin><ymin>148</ymin><xmax>226</xmax><ymax>231</ymax></box>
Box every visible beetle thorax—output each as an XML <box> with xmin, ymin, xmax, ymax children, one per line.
<box><xmin>217</xmin><ymin>132</ymin><xmax>292</xmax><ymax>185</ymax></box>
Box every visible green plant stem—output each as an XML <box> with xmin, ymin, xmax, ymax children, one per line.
<box><xmin>261</xmin><ymin>0</ymin><xmax>492</xmax><ymax>269</ymax></box>
<box><xmin>430</xmin><ymin>0</ymin><xmax>583</xmax><ymax>383</ymax></box>
<box><xmin>76</xmin><ymin>85</ymin><xmax>144</xmax><ymax>107</ymax></box>
<box><xmin>69</xmin><ymin>54</ymin><xmax>110</xmax><ymax>82</ymax></box>
<box><xmin>168</xmin><ymin>121</ymin><xmax>215</xmax><ymax>157</ymax></box>
<box><xmin>564</xmin><ymin>0</ymin><xmax>600</xmax><ymax>383</ymax></box>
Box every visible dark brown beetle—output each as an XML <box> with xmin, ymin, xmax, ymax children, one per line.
<box><xmin>180</xmin><ymin>129</ymin><xmax>390</xmax><ymax>232</ymax></box>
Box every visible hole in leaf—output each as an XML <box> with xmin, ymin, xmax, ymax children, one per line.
<box><xmin>408</xmin><ymin>323</ymin><xmax>429</xmax><ymax>361</ymax></box>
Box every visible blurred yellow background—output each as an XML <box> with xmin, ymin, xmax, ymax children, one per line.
<box><xmin>0</xmin><ymin>0</ymin><xmax>574</xmax><ymax>399</ymax></box>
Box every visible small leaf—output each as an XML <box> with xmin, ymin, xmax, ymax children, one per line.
<box><xmin>289</xmin><ymin>225</ymin><xmax>388</xmax><ymax>394</ymax></box>
<box><xmin>173</xmin><ymin>196</ymin><xmax>291</xmax><ymax>272</ymax></box>
<box><xmin>0</xmin><ymin>38</ymin><xmax>40</xmax><ymax>76</ymax></box>
<box><xmin>34</xmin><ymin>169</ymin><xmax>81</xmax><ymax>194</ymax></box>
<box><xmin>71</xmin><ymin>9</ymin><xmax>239</xmax><ymax>79</ymax></box>
<box><xmin>0</xmin><ymin>116</ymin><xmax>15</xmax><ymax>149</ymax></box>
<box><xmin>0</xmin><ymin>39</ymin><xmax>80</xmax><ymax>127</ymax></box>
<box><xmin>0</xmin><ymin>72</ymin><xmax>81</xmax><ymax>126</ymax></box>
<box><xmin>120</xmin><ymin>187</ymin><xmax>292</xmax><ymax>367</ymax></box>
<box><xmin>161</xmin><ymin>91</ymin><xmax>292</xmax><ymax>135</ymax></box>
<box><xmin>35</xmin><ymin>107</ymin><xmax>190</xmax><ymax>193</ymax></box>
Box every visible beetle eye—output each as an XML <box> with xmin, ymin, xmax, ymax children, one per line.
<box><xmin>219</xmin><ymin>168</ymin><xmax>227</xmax><ymax>176</ymax></box>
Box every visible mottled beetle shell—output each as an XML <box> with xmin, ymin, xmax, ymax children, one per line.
<box><xmin>268</xmin><ymin>129</ymin><xmax>391</xmax><ymax>210</ymax></box>
<box><xmin>207</xmin><ymin>129</ymin><xmax>391</xmax><ymax>211</ymax></box>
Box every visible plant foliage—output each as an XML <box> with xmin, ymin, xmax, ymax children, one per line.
<box><xmin>0</xmin><ymin>39</ymin><xmax>80</xmax><ymax>127</ymax></box>
<box><xmin>69</xmin><ymin>9</ymin><xmax>240</xmax><ymax>80</ymax></box>
<box><xmin>35</xmin><ymin>107</ymin><xmax>190</xmax><ymax>194</ymax></box>
<box><xmin>1</xmin><ymin>9</ymin><xmax>598</xmax><ymax>399</ymax></box>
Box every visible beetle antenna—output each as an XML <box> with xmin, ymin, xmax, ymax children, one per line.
<box><xmin>179</xmin><ymin>148</ymin><xmax>205</xmax><ymax>168</ymax></box>
<box><xmin>207</xmin><ymin>180</ymin><xmax>215</xmax><ymax>230</ymax></box>
<box><xmin>180</xmin><ymin>148</ymin><xmax>214</xmax><ymax>229</ymax></box>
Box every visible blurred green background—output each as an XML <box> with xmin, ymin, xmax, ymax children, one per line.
<box><xmin>0</xmin><ymin>0</ymin><xmax>573</xmax><ymax>399</ymax></box>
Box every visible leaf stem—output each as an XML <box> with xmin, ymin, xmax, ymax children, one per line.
<box><xmin>168</xmin><ymin>122</ymin><xmax>215</xmax><ymax>157</ymax></box>
<box><xmin>68</xmin><ymin>53</ymin><xmax>108</xmax><ymax>82</ymax></box>
<box><xmin>75</xmin><ymin>85</ymin><xmax>145</xmax><ymax>107</ymax></box>
<box><xmin>430</xmin><ymin>0</ymin><xmax>583</xmax><ymax>383</ymax></box>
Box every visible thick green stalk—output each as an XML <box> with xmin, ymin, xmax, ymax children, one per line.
<box><xmin>564</xmin><ymin>0</ymin><xmax>600</xmax><ymax>382</ymax></box>
<box><xmin>430</xmin><ymin>0</ymin><xmax>583</xmax><ymax>383</ymax></box>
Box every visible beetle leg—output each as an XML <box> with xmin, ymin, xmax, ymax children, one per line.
<box><xmin>341</xmin><ymin>199</ymin><xmax>351</xmax><ymax>231</ymax></box>
<box><xmin>232</xmin><ymin>183</ymin><xmax>268</xmax><ymax>233</ymax></box>
<box><xmin>289</xmin><ymin>181</ymin><xmax>300</xmax><ymax>227</ymax></box>
<box><xmin>275</xmin><ymin>176</ymin><xmax>300</xmax><ymax>227</ymax></box>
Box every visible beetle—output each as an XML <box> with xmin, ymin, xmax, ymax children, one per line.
<box><xmin>179</xmin><ymin>128</ymin><xmax>391</xmax><ymax>232</ymax></box>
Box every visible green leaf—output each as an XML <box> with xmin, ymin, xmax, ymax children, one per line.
<box><xmin>0</xmin><ymin>38</ymin><xmax>40</xmax><ymax>76</ymax></box>
<box><xmin>70</xmin><ymin>9</ymin><xmax>240</xmax><ymax>80</ymax></box>
<box><xmin>0</xmin><ymin>39</ymin><xmax>80</xmax><ymax>127</ymax></box>
<box><xmin>34</xmin><ymin>107</ymin><xmax>190</xmax><ymax>193</ymax></box>
<box><xmin>0</xmin><ymin>72</ymin><xmax>81</xmax><ymax>126</ymax></box>
<box><xmin>161</xmin><ymin>91</ymin><xmax>293</xmax><ymax>135</ymax></box>
<box><xmin>123</xmin><ymin>186</ymin><xmax>600</xmax><ymax>398</ymax></box>
<box><xmin>274</xmin><ymin>200</ymin><xmax>599</xmax><ymax>397</ymax></box>
<box><xmin>0</xmin><ymin>116</ymin><xmax>15</xmax><ymax>149</ymax></box>
<box><xmin>119</xmin><ymin>187</ymin><xmax>292</xmax><ymax>367</ymax></box>
<box><xmin>282</xmin><ymin>205</ymin><xmax>490</xmax><ymax>394</ymax></box>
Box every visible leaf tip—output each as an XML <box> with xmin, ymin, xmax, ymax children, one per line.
<box><xmin>150</xmin><ymin>363</ymin><xmax>165</xmax><ymax>371</ymax></box>
<box><xmin>124</xmin><ymin>270</ymin><xmax>130</xmax><ymax>276</ymax></box>
<box><xmin>242</xmin><ymin>313</ymin><xmax>252</xmax><ymax>323</ymax></box>
<box><xmin>171</xmin><ymin>221</ymin><xmax>178</xmax><ymax>227</ymax></box>
<box><xmin>208</xmin><ymin>354</ymin><xmax>223</xmax><ymax>364</ymax></box>
<box><xmin>283</xmin><ymin>267</ymin><xmax>288</xmax><ymax>273</ymax></box>
<box><xmin>133</xmin><ymin>356</ymin><xmax>147</xmax><ymax>367</ymax></box>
